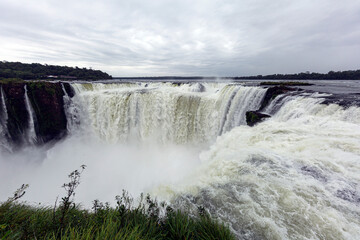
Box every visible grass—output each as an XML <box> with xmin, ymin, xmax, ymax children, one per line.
<box><xmin>0</xmin><ymin>167</ymin><xmax>235</xmax><ymax>240</ymax></box>
<box><xmin>0</xmin><ymin>197</ymin><xmax>234</xmax><ymax>239</ymax></box>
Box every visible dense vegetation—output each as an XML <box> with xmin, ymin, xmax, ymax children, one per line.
<box><xmin>0</xmin><ymin>167</ymin><xmax>235</xmax><ymax>240</ymax></box>
<box><xmin>0</xmin><ymin>61</ymin><xmax>112</xmax><ymax>81</ymax></box>
<box><xmin>235</xmin><ymin>70</ymin><xmax>360</xmax><ymax>80</ymax></box>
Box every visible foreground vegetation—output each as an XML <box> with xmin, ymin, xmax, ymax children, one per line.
<box><xmin>0</xmin><ymin>61</ymin><xmax>112</xmax><ymax>81</ymax></box>
<box><xmin>0</xmin><ymin>167</ymin><xmax>234</xmax><ymax>240</ymax></box>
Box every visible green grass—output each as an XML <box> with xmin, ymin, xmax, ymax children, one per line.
<box><xmin>1</xmin><ymin>167</ymin><xmax>235</xmax><ymax>239</ymax></box>
<box><xmin>0</xmin><ymin>194</ymin><xmax>235</xmax><ymax>240</ymax></box>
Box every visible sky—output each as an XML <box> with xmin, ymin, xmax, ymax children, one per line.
<box><xmin>0</xmin><ymin>0</ymin><xmax>360</xmax><ymax>77</ymax></box>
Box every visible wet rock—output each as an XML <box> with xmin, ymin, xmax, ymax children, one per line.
<box><xmin>259</xmin><ymin>86</ymin><xmax>295</xmax><ymax>110</ymax></box>
<box><xmin>0</xmin><ymin>81</ymin><xmax>70</xmax><ymax>148</ymax></box>
<box><xmin>1</xmin><ymin>82</ymin><xmax>28</xmax><ymax>147</ymax></box>
<box><xmin>27</xmin><ymin>82</ymin><xmax>68</xmax><ymax>144</ymax></box>
<box><xmin>246</xmin><ymin>111</ymin><xmax>270</xmax><ymax>126</ymax></box>
<box><xmin>62</xmin><ymin>82</ymin><xmax>75</xmax><ymax>98</ymax></box>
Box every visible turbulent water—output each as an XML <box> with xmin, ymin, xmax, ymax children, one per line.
<box><xmin>1</xmin><ymin>81</ymin><xmax>360</xmax><ymax>239</ymax></box>
<box><xmin>70</xmin><ymin>82</ymin><xmax>266</xmax><ymax>143</ymax></box>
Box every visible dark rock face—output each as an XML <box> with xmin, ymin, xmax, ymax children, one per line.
<box><xmin>62</xmin><ymin>82</ymin><xmax>75</xmax><ymax>98</ymax></box>
<box><xmin>0</xmin><ymin>81</ymin><xmax>73</xmax><ymax>149</ymax></box>
<box><xmin>1</xmin><ymin>82</ymin><xmax>29</xmax><ymax>146</ymax></box>
<box><xmin>246</xmin><ymin>111</ymin><xmax>270</xmax><ymax>126</ymax></box>
<box><xmin>244</xmin><ymin>86</ymin><xmax>296</xmax><ymax>127</ymax></box>
<box><xmin>27</xmin><ymin>82</ymin><xmax>68</xmax><ymax>144</ymax></box>
<box><xmin>259</xmin><ymin>86</ymin><xmax>294</xmax><ymax>111</ymax></box>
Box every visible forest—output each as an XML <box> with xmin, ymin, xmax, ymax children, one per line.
<box><xmin>2</xmin><ymin>61</ymin><xmax>359</xmax><ymax>81</ymax></box>
<box><xmin>235</xmin><ymin>70</ymin><xmax>360</xmax><ymax>80</ymax></box>
<box><xmin>0</xmin><ymin>61</ymin><xmax>112</xmax><ymax>81</ymax></box>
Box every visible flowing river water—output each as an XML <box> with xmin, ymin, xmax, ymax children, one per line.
<box><xmin>1</xmin><ymin>80</ymin><xmax>360</xmax><ymax>239</ymax></box>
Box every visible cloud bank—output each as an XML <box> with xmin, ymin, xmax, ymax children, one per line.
<box><xmin>0</xmin><ymin>0</ymin><xmax>359</xmax><ymax>76</ymax></box>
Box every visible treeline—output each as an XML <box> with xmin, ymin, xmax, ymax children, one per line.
<box><xmin>0</xmin><ymin>61</ymin><xmax>112</xmax><ymax>80</ymax></box>
<box><xmin>235</xmin><ymin>70</ymin><xmax>360</xmax><ymax>80</ymax></box>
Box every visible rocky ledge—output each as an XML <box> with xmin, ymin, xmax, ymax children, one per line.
<box><xmin>0</xmin><ymin>81</ymin><xmax>73</xmax><ymax>149</ymax></box>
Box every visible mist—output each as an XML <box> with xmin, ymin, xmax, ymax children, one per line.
<box><xmin>0</xmin><ymin>134</ymin><xmax>203</xmax><ymax>207</ymax></box>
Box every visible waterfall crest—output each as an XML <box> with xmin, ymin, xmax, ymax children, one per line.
<box><xmin>1</xmin><ymin>81</ymin><xmax>360</xmax><ymax>239</ymax></box>
<box><xmin>70</xmin><ymin>82</ymin><xmax>267</xmax><ymax>144</ymax></box>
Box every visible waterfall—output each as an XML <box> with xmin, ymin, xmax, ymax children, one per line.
<box><xmin>218</xmin><ymin>85</ymin><xmax>267</xmax><ymax>134</ymax></box>
<box><xmin>24</xmin><ymin>85</ymin><xmax>37</xmax><ymax>144</ymax></box>
<box><xmin>0</xmin><ymin>86</ymin><xmax>8</xmax><ymax>122</ymax></box>
<box><xmin>61</xmin><ymin>83</ymin><xmax>81</xmax><ymax>133</ymax></box>
<box><xmin>0</xmin><ymin>86</ymin><xmax>9</xmax><ymax>150</ymax></box>
<box><xmin>164</xmin><ymin>94</ymin><xmax>360</xmax><ymax>239</ymax></box>
<box><xmin>1</xmin><ymin>81</ymin><xmax>360</xmax><ymax>239</ymax></box>
<box><xmin>0</xmin><ymin>86</ymin><xmax>8</xmax><ymax>130</ymax></box>
<box><xmin>70</xmin><ymin>82</ymin><xmax>267</xmax><ymax>144</ymax></box>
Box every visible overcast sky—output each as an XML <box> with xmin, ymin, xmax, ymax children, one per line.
<box><xmin>0</xmin><ymin>0</ymin><xmax>359</xmax><ymax>77</ymax></box>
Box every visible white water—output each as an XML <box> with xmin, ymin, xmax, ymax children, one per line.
<box><xmin>1</xmin><ymin>82</ymin><xmax>360</xmax><ymax>239</ymax></box>
<box><xmin>24</xmin><ymin>85</ymin><xmax>37</xmax><ymax>144</ymax></box>
<box><xmin>154</xmin><ymin>95</ymin><xmax>360</xmax><ymax>239</ymax></box>
<box><xmin>0</xmin><ymin>86</ymin><xmax>9</xmax><ymax>150</ymax></box>
<box><xmin>61</xmin><ymin>83</ymin><xmax>81</xmax><ymax>132</ymax></box>
<box><xmin>71</xmin><ymin>82</ymin><xmax>266</xmax><ymax>144</ymax></box>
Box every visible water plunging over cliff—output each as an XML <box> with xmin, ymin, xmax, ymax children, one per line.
<box><xmin>70</xmin><ymin>82</ymin><xmax>267</xmax><ymax>144</ymax></box>
<box><xmin>1</xmin><ymin>81</ymin><xmax>360</xmax><ymax>239</ymax></box>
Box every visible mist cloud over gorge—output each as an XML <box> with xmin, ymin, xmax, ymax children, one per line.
<box><xmin>0</xmin><ymin>136</ymin><xmax>202</xmax><ymax>206</ymax></box>
<box><xmin>0</xmin><ymin>0</ymin><xmax>360</xmax><ymax>76</ymax></box>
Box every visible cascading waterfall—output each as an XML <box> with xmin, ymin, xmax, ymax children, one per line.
<box><xmin>61</xmin><ymin>83</ymin><xmax>81</xmax><ymax>132</ymax></box>
<box><xmin>218</xmin><ymin>85</ymin><xmax>267</xmax><ymax>134</ymax></box>
<box><xmin>0</xmin><ymin>86</ymin><xmax>9</xmax><ymax>150</ymax></box>
<box><xmin>1</xmin><ymin>81</ymin><xmax>360</xmax><ymax>239</ymax></box>
<box><xmin>70</xmin><ymin>82</ymin><xmax>267</xmax><ymax>144</ymax></box>
<box><xmin>154</xmin><ymin>93</ymin><xmax>360</xmax><ymax>239</ymax></box>
<box><xmin>24</xmin><ymin>85</ymin><xmax>37</xmax><ymax>144</ymax></box>
<box><xmin>0</xmin><ymin>86</ymin><xmax>8</xmax><ymax>122</ymax></box>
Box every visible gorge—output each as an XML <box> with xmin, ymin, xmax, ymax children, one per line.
<box><xmin>1</xmin><ymin>80</ymin><xmax>360</xmax><ymax>239</ymax></box>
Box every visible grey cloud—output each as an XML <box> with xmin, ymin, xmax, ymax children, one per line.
<box><xmin>0</xmin><ymin>0</ymin><xmax>359</xmax><ymax>76</ymax></box>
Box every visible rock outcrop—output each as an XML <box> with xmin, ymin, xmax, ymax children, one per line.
<box><xmin>246</xmin><ymin>111</ymin><xmax>270</xmax><ymax>126</ymax></box>
<box><xmin>259</xmin><ymin>86</ymin><xmax>294</xmax><ymax>111</ymax></box>
<box><xmin>1</xmin><ymin>82</ymin><xmax>29</xmax><ymax>146</ymax></box>
<box><xmin>26</xmin><ymin>82</ymin><xmax>68</xmax><ymax>144</ymax></box>
<box><xmin>0</xmin><ymin>81</ymin><xmax>74</xmax><ymax>149</ymax></box>
<box><xmin>246</xmin><ymin>86</ymin><xmax>296</xmax><ymax>127</ymax></box>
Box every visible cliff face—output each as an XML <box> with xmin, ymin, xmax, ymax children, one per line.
<box><xmin>27</xmin><ymin>82</ymin><xmax>68</xmax><ymax>144</ymax></box>
<box><xmin>0</xmin><ymin>81</ymin><xmax>73</xmax><ymax>149</ymax></box>
<box><xmin>1</xmin><ymin>82</ymin><xmax>28</xmax><ymax>146</ymax></box>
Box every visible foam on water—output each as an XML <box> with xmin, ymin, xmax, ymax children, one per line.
<box><xmin>71</xmin><ymin>82</ymin><xmax>266</xmax><ymax>144</ymax></box>
<box><xmin>154</xmin><ymin>95</ymin><xmax>360</xmax><ymax>239</ymax></box>
<box><xmin>1</xmin><ymin>83</ymin><xmax>360</xmax><ymax>239</ymax></box>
